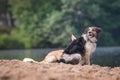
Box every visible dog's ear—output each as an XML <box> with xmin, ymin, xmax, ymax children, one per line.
<box><xmin>96</xmin><ymin>27</ymin><xmax>102</xmax><ymax>33</ymax></box>
<box><xmin>71</xmin><ymin>34</ymin><xmax>76</xmax><ymax>41</ymax></box>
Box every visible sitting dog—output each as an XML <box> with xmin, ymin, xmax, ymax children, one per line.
<box><xmin>60</xmin><ymin>26</ymin><xmax>101</xmax><ymax>65</ymax></box>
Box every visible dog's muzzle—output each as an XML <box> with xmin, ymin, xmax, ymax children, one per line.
<box><xmin>89</xmin><ymin>32</ymin><xmax>94</xmax><ymax>38</ymax></box>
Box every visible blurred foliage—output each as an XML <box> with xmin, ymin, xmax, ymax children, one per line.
<box><xmin>8</xmin><ymin>0</ymin><xmax>75</xmax><ymax>48</ymax></box>
<box><xmin>0</xmin><ymin>33</ymin><xmax>25</xmax><ymax>49</ymax></box>
<box><xmin>0</xmin><ymin>0</ymin><xmax>8</xmax><ymax>13</ymax></box>
<box><xmin>0</xmin><ymin>0</ymin><xmax>120</xmax><ymax>49</ymax></box>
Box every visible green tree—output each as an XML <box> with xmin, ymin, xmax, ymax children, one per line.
<box><xmin>7</xmin><ymin>0</ymin><xmax>120</xmax><ymax>49</ymax></box>
<box><xmin>9</xmin><ymin>0</ymin><xmax>75</xmax><ymax>48</ymax></box>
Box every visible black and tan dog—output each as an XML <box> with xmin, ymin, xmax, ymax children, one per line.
<box><xmin>60</xmin><ymin>26</ymin><xmax>101</xmax><ymax>65</ymax></box>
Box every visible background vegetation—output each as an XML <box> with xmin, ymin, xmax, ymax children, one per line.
<box><xmin>0</xmin><ymin>0</ymin><xmax>120</xmax><ymax>49</ymax></box>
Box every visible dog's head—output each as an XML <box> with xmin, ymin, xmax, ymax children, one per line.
<box><xmin>83</xmin><ymin>27</ymin><xmax>101</xmax><ymax>43</ymax></box>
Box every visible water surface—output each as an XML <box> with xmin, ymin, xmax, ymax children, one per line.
<box><xmin>0</xmin><ymin>47</ymin><xmax>120</xmax><ymax>67</ymax></box>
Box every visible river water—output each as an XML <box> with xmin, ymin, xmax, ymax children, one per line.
<box><xmin>0</xmin><ymin>47</ymin><xmax>120</xmax><ymax>67</ymax></box>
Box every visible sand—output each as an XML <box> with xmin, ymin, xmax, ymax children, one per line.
<box><xmin>0</xmin><ymin>60</ymin><xmax>120</xmax><ymax>80</ymax></box>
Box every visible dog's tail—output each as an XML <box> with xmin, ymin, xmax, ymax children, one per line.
<box><xmin>23</xmin><ymin>58</ymin><xmax>37</xmax><ymax>63</ymax></box>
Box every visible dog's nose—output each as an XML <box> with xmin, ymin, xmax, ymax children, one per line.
<box><xmin>89</xmin><ymin>32</ymin><xmax>93</xmax><ymax>35</ymax></box>
<box><xmin>89</xmin><ymin>32</ymin><xmax>92</xmax><ymax>34</ymax></box>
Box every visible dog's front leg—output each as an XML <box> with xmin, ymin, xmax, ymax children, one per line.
<box><xmin>84</xmin><ymin>53</ymin><xmax>90</xmax><ymax>65</ymax></box>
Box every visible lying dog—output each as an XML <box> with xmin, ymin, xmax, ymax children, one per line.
<box><xmin>23</xmin><ymin>34</ymin><xmax>76</xmax><ymax>63</ymax></box>
<box><xmin>60</xmin><ymin>26</ymin><xmax>101</xmax><ymax>65</ymax></box>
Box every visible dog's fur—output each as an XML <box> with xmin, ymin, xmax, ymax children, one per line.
<box><xmin>60</xmin><ymin>27</ymin><xmax>101</xmax><ymax>65</ymax></box>
<box><xmin>23</xmin><ymin>50</ymin><xmax>64</xmax><ymax>63</ymax></box>
<box><xmin>40</xmin><ymin>50</ymin><xmax>64</xmax><ymax>63</ymax></box>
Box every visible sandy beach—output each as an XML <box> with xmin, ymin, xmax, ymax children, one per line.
<box><xmin>0</xmin><ymin>60</ymin><xmax>120</xmax><ymax>80</ymax></box>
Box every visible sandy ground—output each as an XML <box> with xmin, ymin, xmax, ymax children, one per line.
<box><xmin>0</xmin><ymin>60</ymin><xmax>120</xmax><ymax>80</ymax></box>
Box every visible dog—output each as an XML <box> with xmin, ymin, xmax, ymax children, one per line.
<box><xmin>60</xmin><ymin>26</ymin><xmax>101</xmax><ymax>65</ymax></box>
<box><xmin>23</xmin><ymin>34</ymin><xmax>77</xmax><ymax>63</ymax></box>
